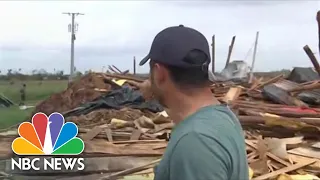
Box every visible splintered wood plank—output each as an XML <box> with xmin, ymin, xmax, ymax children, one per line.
<box><xmin>245</xmin><ymin>140</ymin><xmax>291</xmax><ymax>167</ymax></box>
<box><xmin>249</xmin><ymin>77</ymin><xmax>263</xmax><ymax>90</ymax></box>
<box><xmin>153</xmin><ymin>144</ymin><xmax>167</xmax><ymax>150</ymax></box>
<box><xmin>252</xmin><ymin>159</ymin><xmax>316</xmax><ymax>180</ymax></box>
<box><xmin>266</xmin><ymin>152</ymin><xmax>291</xmax><ymax>167</ymax></box>
<box><xmin>153</xmin><ymin>123</ymin><xmax>174</xmax><ymax>133</ymax></box>
<box><xmin>247</xmin><ymin>152</ymin><xmax>259</xmax><ymax>163</ymax></box>
<box><xmin>223</xmin><ymin>86</ymin><xmax>243</xmax><ymax>103</ymax></box>
<box><xmin>312</xmin><ymin>142</ymin><xmax>320</xmax><ymax>149</ymax></box>
<box><xmin>82</xmin><ymin>126</ymin><xmax>105</xmax><ymax>141</ymax></box>
<box><xmin>113</xmin><ymin>140</ymin><xmax>165</xmax><ymax>144</ymax></box>
<box><xmin>288</xmin><ymin>154</ymin><xmax>320</xmax><ymax>169</ymax></box>
<box><xmin>105</xmin><ymin>128</ymin><xmax>113</xmax><ymax>142</ymax></box>
<box><xmin>130</xmin><ymin>129</ymin><xmax>142</xmax><ymax>140</ymax></box>
<box><xmin>84</xmin><ymin>139</ymin><xmax>166</xmax><ymax>156</ymax></box>
<box><xmin>250</xmin><ymin>137</ymin><xmax>269</xmax><ymax>175</ymax></box>
<box><xmin>288</xmin><ymin>147</ymin><xmax>320</xmax><ymax>159</ymax></box>
<box><xmin>254</xmin><ymin>74</ymin><xmax>284</xmax><ymax>90</ymax></box>
<box><xmin>133</xmin><ymin>120</ymin><xmax>157</xmax><ymax>139</ymax></box>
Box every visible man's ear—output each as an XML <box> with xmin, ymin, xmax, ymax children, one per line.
<box><xmin>153</xmin><ymin>63</ymin><xmax>168</xmax><ymax>85</ymax></box>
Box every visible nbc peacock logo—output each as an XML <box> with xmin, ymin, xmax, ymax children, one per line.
<box><xmin>12</xmin><ymin>112</ymin><xmax>84</xmax><ymax>155</ymax></box>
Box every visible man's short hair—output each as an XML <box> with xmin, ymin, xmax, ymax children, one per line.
<box><xmin>152</xmin><ymin>49</ymin><xmax>210</xmax><ymax>90</ymax></box>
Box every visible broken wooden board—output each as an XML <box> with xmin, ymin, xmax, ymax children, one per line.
<box><xmin>130</xmin><ymin>129</ymin><xmax>142</xmax><ymax>140</ymax></box>
<box><xmin>223</xmin><ymin>86</ymin><xmax>243</xmax><ymax>104</ymax></box>
<box><xmin>82</xmin><ymin>125</ymin><xmax>105</xmax><ymax>141</ymax></box>
<box><xmin>264</xmin><ymin>136</ymin><xmax>304</xmax><ymax>160</ymax></box>
<box><xmin>312</xmin><ymin>142</ymin><xmax>320</xmax><ymax>149</ymax></box>
<box><xmin>105</xmin><ymin>128</ymin><xmax>113</xmax><ymax>142</ymax></box>
<box><xmin>288</xmin><ymin>154</ymin><xmax>320</xmax><ymax>169</ymax></box>
<box><xmin>288</xmin><ymin>147</ymin><xmax>320</xmax><ymax>159</ymax></box>
<box><xmin>84</xmin><ymin>140</ymin><xmax>166</xmax><ymax>156</ymax></box>
<box><xmin>252</xmin><ymin>159</ymin><xmax>316</xmax><ymax>180</ymax></box>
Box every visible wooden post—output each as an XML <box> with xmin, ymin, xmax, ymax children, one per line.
<box><xmin>249</xmin><ymin>31</ymin><xmax>260</xmax><ymax>84</ymax></box>
<box><xmin>303</xmin><ymin>45</ymin><xmax>320</xmax><ymax>76</ymax></box>
<box><xmin>133</xmin><ymin>56</ymin><xmax>136</xmax><ymax>75</ymax></box>
<box><xmin>225</xmin><ymin>36</ymin><xmax>236</xmax><ymax>68</ymax></box>
<box><xmin>316</xmin><ymin>11</ymin><xmax>320</xmax><ymax>59</ymax></box>
<box><xmin>211</xmin><ymin>35</ymin><xmax>215</xmax><ymax>73</ymax></box>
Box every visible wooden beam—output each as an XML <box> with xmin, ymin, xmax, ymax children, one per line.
<box><xmin>112</xmin><ymin>65</ymin><xmax>122</xmax><ymax>74</ymax></box>
<box><xmin>225</xmin><ymin>36</ymin><xmax>236</xmax><ymax>68</ymax></box>
<box><xmin>133</xmin><ymin>56</ymin><xmax>136</xmax><ymax>75</ymax></box>
<box><xmin>249</xmin><ymin>74</ymin><xmax>284</xmax><ymax>91</ymax></box>
<box><xmin>288</xmin><ymin>81</ymin><xmax>320</xmax><ymax>96</ymax></box>
<box><xmin>317</xmin><ymin>11</ymin><xmax>320</xmax><ymax>59</ymax></box>
<box><xmin>303</xmin><ymin>45</ymin><xmax>320</xmax><ymax>76</ymax></box>
<box><xmin>211</xmin><ymin>35</ymin><xmax>215</xmax><ymax>72</ymax></box>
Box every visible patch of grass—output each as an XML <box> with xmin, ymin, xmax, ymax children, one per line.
<box><xmin>0</xmin><ymin>80</ymin><xmax>67</xmax><ymax>103</ymax></box>
<box><xmin>0</xmin><ymin>80</ymin><xmax>67</xmax><ymax>129</ymax></box>
<box><xmin>0</xmin><ymin>107</ymin><xmax>34</xmax><ymax>130</ymax></box>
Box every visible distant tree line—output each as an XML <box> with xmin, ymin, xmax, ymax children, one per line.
<box><xmin>253</xmin><ymin>69</ymin><xmax>291</xmax><ymax>78</ymax></box>
<box><xmin>0</xmin><ymin>68</ymin><xmax>86</xmax><ymax>81</ymax></box>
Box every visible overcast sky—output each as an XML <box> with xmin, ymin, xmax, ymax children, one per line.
<box><xmin>0</xmin><ymin>1</ymin><xmax>319</xmax><ymax>74</ymax></box>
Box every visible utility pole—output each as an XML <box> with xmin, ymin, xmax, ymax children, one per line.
<box><xmin>63</xmin><ymin>12</ymin><xmax>84</xmax><ymax>84</ymax></box>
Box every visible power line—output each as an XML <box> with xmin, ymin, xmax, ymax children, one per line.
<box><xmin>62</xmin><ymin>12</ymin><xmax>84</xmax><ymax>84</ymax></box>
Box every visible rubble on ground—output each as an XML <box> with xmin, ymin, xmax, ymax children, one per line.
<box><xmin>0</xmin><ymin>68</ymin><xmax>320</xmax><ymax>180</ymax></box>
<box><xmin>0</xmin><ymin>94</ymin><xmax>14</xmax><ymax>108</ymax></box>
<box><xmin>32</xmin><ymin>73</ymin><xmax>120</xmax><ymax>116</ymax></box>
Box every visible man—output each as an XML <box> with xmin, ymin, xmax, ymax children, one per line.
<box><xmin>138</xmin><ymin>25</ymin><xmax>249</xmax><ymax>180</ymax></box>
<box><xmin>19</xmin><ymin>83</ymin><xmax>26</xmax><ymax>106</ymax></box>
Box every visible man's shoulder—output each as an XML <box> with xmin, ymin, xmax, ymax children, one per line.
<box><xmin>172</xmin><ymin>105</ymin><xmax>243</xmax><ymax>143</ymax></box>
<box><xmin>189</xmin><ymin>106</ymin><xmax>241</xmax><ymax>134</ymax></box>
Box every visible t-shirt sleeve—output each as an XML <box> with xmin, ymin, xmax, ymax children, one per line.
<box><xmin>169</xmin><ymin>132</ymin><xmax>230</xmax><ymax>180</ymax></box>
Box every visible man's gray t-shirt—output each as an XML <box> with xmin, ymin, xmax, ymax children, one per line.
<box><xmin>154</xmin><ymin>105</ymin><xmax>249</xmax><ymax>180</ymax></box>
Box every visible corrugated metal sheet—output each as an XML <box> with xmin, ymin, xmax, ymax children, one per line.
<box><xmin>273</xmin><ymin>79</ymin><xmax>320</xmax><ymax>105</ymax></box>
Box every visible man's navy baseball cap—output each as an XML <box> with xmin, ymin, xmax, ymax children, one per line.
<box><xmin>139</xmin><ymin>25</ymin><xmax>211</xmax><ymax>72</ymax></box>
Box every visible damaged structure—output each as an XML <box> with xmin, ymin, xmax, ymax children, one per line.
<box><xmin>0</xmin><ymin>66</ymin><xmax>319</xmax><ymax>180</ymax></box>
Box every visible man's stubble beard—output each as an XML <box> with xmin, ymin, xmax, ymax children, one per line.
<box><xmin>150</xmin><ymin>73</ymin><xmax>168</xmax><ymax>108</ymax></box>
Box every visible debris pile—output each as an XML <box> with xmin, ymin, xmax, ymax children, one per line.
<box><xmin>32</xmin><ymin>73</ymin><xmax>120</xmax><ymax>116</ymax></box>
<box><xmin>0</xmin><ymin>67</ymin><xmax>320</xmax><ymax>180</ymax></box>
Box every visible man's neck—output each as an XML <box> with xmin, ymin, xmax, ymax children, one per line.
<box><xmin>167</xmin><ymin>89</ymin><xmax>220</xmax><ymax>124</ymax></box>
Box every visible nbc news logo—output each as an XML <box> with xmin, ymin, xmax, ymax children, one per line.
<box><xmin>10</xmin><ymin>113</ymin><xmax>85</xmax><ymax>171</ymax></box>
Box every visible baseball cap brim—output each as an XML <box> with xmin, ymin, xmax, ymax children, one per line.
<box><xmin>139</xmin><ymin>54</ymin><xmax>150</xmax><ymax>66</ymax></box>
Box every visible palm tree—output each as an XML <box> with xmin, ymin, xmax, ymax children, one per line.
<box><xmin>7</xmin><ymin>69</ymin><xmax>12</xmax><ymax>75</ymax></box>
